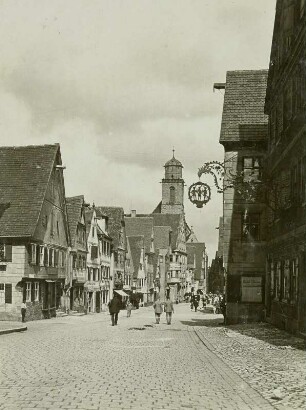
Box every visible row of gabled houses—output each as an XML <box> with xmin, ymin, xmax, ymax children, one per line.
<box><xmin>0</xmin><ymin>144</ymin><xmax>208</xmax><ymax>321</ymax></box>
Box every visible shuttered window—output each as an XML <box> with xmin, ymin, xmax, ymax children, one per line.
<box><xmin>5</xmin><ymin>283</ymin><xmax>12</xmax><ymax>304</ymax></box>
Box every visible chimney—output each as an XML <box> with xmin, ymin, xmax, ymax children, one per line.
<box><xmin>131</xmin><ymin>210</ymin><xmax>136</xmax><ymax>218</ymax></box>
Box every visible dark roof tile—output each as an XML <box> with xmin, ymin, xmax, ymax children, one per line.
<box><xmin>0</xmin><ymin>144</ymin><xmax>60</xmax><ymax>238</ymax></box>
<box><xmin>220</xmin><ymin>70</ymin><xmax>268</xmax><ymax>144</ymax></box>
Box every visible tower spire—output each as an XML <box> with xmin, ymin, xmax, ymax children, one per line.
<box><xmin>172</xmin><ymin>147</ymin><xmax>175</xmax><ymax>158</ymax></box>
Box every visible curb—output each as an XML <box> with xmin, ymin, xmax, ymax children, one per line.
<box><xmin>0</xmin><ymin>326</ymin><xmax>27</xmax><ymax>336</ymax></box>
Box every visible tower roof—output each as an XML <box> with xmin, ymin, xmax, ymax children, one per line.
<box><xmin>164</xmin><ymin>154</ymin><xmax>183</xmax><ymax>168</ymax></box>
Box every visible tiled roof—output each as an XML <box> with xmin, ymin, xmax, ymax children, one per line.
<box><xmin>84</xmin><ymin>208</ymin><xmax>94</xmax><ymax>240</ymax></box>
<box><xmin>0</xmin><ymin>144</ymin><xmax>60</xmax><ymax>238</ymax></box>
<box><xmin>127</xmin><ymin>235</ymin><xmax>144</xmax><ymax>279</ymax></box>
<box><xmin>153</xmin><ymin>226</ymin><xmax>171</xmax><ymax>251</ymax></box>
<box><xmin>125</xmin><ymin>216</ymin><xmax>153</xmax><ymax>254</ymax></box>
<box><xmin>186</xmin><ymin>242</ymin><xmax>206</xmax><ymax>281</ymax></box>
<box><xmin>151</xmin><ymin>213</ymin><xmax>181</xmax><ymax>250</ymax></box>
<box><xmin>220</xmin><ymin>70</ymin><xmax>268</xmax><ymax>144</ymax></box>
<box><xmin>66</xmin><ymin>195</ymin><xmax>85</xmax><ymax>249</ymax></box>
<box><xmin>152</xmin><ymin>201</ymin><xmax>162</xmax><ymax>214</ymax></box>
<box><xmin>96</xmin><ymin>206</ymin><xmax>125</xmax><ymax>249</ymax></box>
<box><xmin>152</xmin><ymin>225</ymin><xmax>171</xmax><ymax>274</ymax></box>
<box><xmin>164</xmin><ymin>156</ymin><xmax>183</xmax><ymax>168</ymax></box>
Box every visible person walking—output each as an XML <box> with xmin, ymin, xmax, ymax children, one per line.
<box><xmin>220</xmin><ymin>294</ymin><xmax>226</xmax><ymax>325</ymax></box>
<box><xmin>108</xmin><ymin>294</ymin><xmax>121</xmax><ymax>326</ymax></box>
<box><xmin>153</xmin><ymin>297</ymin><xmax>163</xmax><ymax>324</ymax></box>
<box><xmin>21</xmin><ymin>301</ymin><xmax>27</xmax><ymax>323</ymax></box>
<box><xmin>126</xmin><ymin>299</ymin><xmax>133</xmax><ymax>318</ymax></box>
<box><xmin>164</xmin><ymin>296</ymin><xmax>174</xmax><ymax>325</ymax></box>
<box><xmin>193</xmin><ymin>297</ymin><xmax>199</xmax><ymax>312</ymax></box>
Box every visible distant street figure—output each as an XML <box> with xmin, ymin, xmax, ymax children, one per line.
<box><xmin>126</xmin><ymin>299</ymin><xmax>133</xmax><ymax>318</ymax></box>
<box><xmin>21</xmin><ymin>301</ymin><xmax>27</xmax><ymax>323</ymax></box>
<box><xmin>193</xmin><ymin>297</ymin><xmax>199</xmax><ymax>312</ymax></box>
<box><xmin>108</xmin><ymin>294</ymin><xmax>121</xmax><ymax>326</ymax></box>
<box><xmin>164</xmin><ymin>297</ymin><xmax>174</xmax><ymax>325</ymax></box>
<box><xmin>153</xmin><ymin>297</ymin><xmax>163</xmax><ymax>324</ymax></box>
<box><xmin>220</xmin><ymin>295</ymin><xmax>226</xmax><ymax>324</ymax></box>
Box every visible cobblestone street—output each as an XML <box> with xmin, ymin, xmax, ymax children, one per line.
<box><xmin>0</xmin><ymin>304</ymin><xmax>304</xmax><ymax>410</ymax></box>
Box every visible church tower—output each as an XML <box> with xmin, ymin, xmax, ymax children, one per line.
<box><xmin>161</xmin><ymin>151</ymin><xmax>184</xmax><ymax>214</ymax></box>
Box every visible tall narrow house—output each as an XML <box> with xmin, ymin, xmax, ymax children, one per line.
<box><xmin>265</xmin><ymin>0</ymin><xmax>306</xmax><ymax>333</ymax></box>
<box><xmin>219</xmin><ymin>70</ymin><xmax>269</xmax><ymax>324</ymax></box>
<box><xmin>66</xmin><ymin>195</ymin><xmax>88</xmax><ymax>313</ymax></box>
<box><xmin>0</xmin><ymin>144</ymin><xmax>69</xmax><ymax>321</ymax></box>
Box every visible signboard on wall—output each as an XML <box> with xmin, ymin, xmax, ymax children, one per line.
<box><xmin>241</xmin><ymin>276</ymin><xmax>262</xmax><ymax>303</ymax></box>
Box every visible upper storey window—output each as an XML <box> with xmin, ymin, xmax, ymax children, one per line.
<box><xmin>169</xmin><ymin>186</ymin><xmax>175</xmax><ymax>204</ymax></box>
<box><xmin>242</xmin><ymin>157</ymin><xmax>262</xmax><ymax>182</ymax></box>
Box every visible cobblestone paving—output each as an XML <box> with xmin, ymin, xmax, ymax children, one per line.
<box><xmin>193</xmin><ymin>316</ymin><xmax>306</xmax><ymax>410</ymax></box>
<box><xmin>0</xmin><ymin>304</ymin><xmax>288</xmax><ymax>410</ymax></box>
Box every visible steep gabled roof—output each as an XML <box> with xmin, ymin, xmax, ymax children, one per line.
<box><xmin>152</xmin><ymin>201</ymin><xmax>162</xmax><ymax>214</ymax></box>
<box><xmin>127</xmin><ymin>235</ymin><xmax>144</xmax><ymax>279</ymax></box>
<box><xmin>0</xmin><ymin>144</ymin><xmax>60</xmax><ymax>238</ymax></box>
<box><xmin>66</xmin><ymin>195</ymin><xmax>85</xmax><ymax>248</ymax></box>
<box><xmin>186</xmin><ymin>242</ymin><xmax>206</xmax><ymax>281</ymax></box>
<box><xmin>96</xmin><ymin>206</ymin><xmax>125</xmax><ymax>249</ymax></box>
<box><xmin>84</xmin><ymin>208</ymin><xmax>94</xmax><ymax>240</ymax></box>
<box><xmin>125</xmin><ymin>216</ymin><xmax>153</xmax><ymax>254</ymax></box>
<box><xmin>153</xmin><ymin>225</ymin><xmax>171</xmax><ymax>273</ymax></box>
<box><xmin>220</xmin><ymin>70</ymin><xmax>268</xmax><ymax>144</ymax></box>
<box><xmin>151</xmin><ymin>213</ymin><xmax>181</xmax><ymax>250</ymax></box>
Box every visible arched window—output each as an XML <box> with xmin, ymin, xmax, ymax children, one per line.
<box><xmin>170</xmin><ymin>186</ymin><xmax>175</xmax><ymax>204</ymax></box>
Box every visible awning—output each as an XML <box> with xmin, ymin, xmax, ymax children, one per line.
<box><xmin>114</xmin><ymin>290</ymin><xmax>129</xmax><ymax>297</ymax></box>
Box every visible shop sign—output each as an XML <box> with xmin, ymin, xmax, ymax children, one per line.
<box><xmin>84</xmin><ymin>281</ymin><xmax>100</xmax><ymax>292</ymax></box>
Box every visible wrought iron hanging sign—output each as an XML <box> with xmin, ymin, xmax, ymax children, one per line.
<box><xmin>188</xmin><ymin>181</ymin><xmax>211</xmax><ymax>208</ymax></box>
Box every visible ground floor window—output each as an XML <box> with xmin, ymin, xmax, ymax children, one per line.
<box><xmin>34</xmin><ymin>282</ymin><xmax>39</xmax><ymax>301</ymax></box>
<box><xmin>291</xmin><ymin>258</ymin><xmax>299</xmax><ymax>302</ymax></box>
<box><xmin>26</xmin><ymin>282</ymin><xmax>31</xmax><ymax>302</ymax></box>
<box><xmin>0</xmin><ymin>284</ymin><xmax>4</xmax><ymax>303</ymax></box>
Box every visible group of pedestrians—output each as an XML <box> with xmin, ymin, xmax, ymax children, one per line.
<box><xmin>108</xmin><ymin>294</ymin><xmax>175</xmax><ymax>326</ymax></box>
<box><xmin>152</xmin><ymin>297</ymin><xmax>174</xmax><ymax>325</ymax></box>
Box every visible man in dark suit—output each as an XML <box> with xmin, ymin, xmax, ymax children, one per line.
<box><xmin>108</xmin><ymin>294</ymin><xmax>121</xmax><ymax>326</ymax></box>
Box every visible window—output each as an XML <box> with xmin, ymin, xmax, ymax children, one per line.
<box><xmin>44</xmin><ymin>247</ymin><xmax>49</xmax><ymax>266</ymax></box>
<box><xmin>275</xmin><ymin>262</ymin><xmax>281</xmax><ymax>300</ymax></box>
<box><xmin>72</xmin><ymin>254</ymin><xmax>77</xmax><ymax>269</ymax></box>
<box><xmin>92</xmin><ymin>227</ymin><xmax>95</xmax><ymax>237</ymax></box>
<box><xmin>39</xmin><ymin>246</ymin><xmax>44</xmax><ymax>266</ymax></box>
<box><xmin>26</xmin><ymin>282</ymin><xmax>31</xmax><ymax>302</ymax></box>
<box><xmin>91</xmin><ymin>246</ymin><xmax>98</xmax><ymax>259</ymax></box>
<box><xmin>34</xmin><ymin>282</ymin><xmax>39</xmax><ymax>302</ymax></box>
<box><xmin>283</xmin><ymin>260</ymin><xmax>290</xmax><ymax>301</ymax></box>
<box><xmin>31</xmin><ymin>244</ymin><xmax>37</xmax><ymax>265</ymax></box>
<box><xmin>169</xmin><ymin>186</ymin><xmax>175</xmax><ymax>204</ymax></box>
<box><xmin>242</xmin><ymin>157</ymin><xmax>262</xmax><ymax>182</ymax></box>
<box><xmin>241</xmin><ymin>213</ymin><xmax>260</xmax><ymax>241</ymax></box>
<box><xmin>61</xmin><ymin>252</ymin><xmax>65</xmax><ymax>268</ymax></box>
<box><xmin>290</xmin><ymin>258</ymin><xmax>299</xmax><ymax>303</ymax></box>
<box><xmin>54</xmin><ymin>250</ymin><xmax>59</xmax><ymax>267</ymax></box>
<box><xmin>0</xmin><ymin>244</ymin><xmax>12</xmax><ymax>262</ymax></box>
<box><xmin>0</xmin><ymin>284</ymin><xmax>4</xmax><ymax>304</ymax></box>
<box><xmin>49</xmin><ymin>248</ymin><xmax>54</xmax><ymax>267</ymax></box>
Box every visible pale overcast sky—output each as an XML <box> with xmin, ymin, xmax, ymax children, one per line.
<box><xmin>0</xmin><ymin>0</ymin><xmax>276</xmax><ymax>260</ymax></box>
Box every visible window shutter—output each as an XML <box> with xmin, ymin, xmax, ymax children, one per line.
<box><xmin>5</xmin><ymin>245</ymin><xmax>12</xmax><ymax>262</ymax></box>
<box><xmin>5</xmin><ymin>284</ymin><xmax>12</xmax><ymax>304</ymax></box>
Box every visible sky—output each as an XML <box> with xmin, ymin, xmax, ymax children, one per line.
<box><xmin>0</xmin><ymin>0</ymin><xmax>276</xmax><ymax>261</ymax></box>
